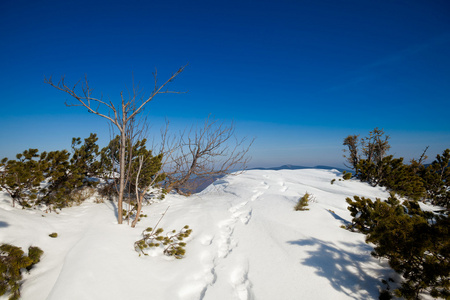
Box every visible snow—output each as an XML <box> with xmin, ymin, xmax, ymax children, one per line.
<box><xmin>0</xmin><ymin>168</ymin><xmax>398</xmax><ymax>300</ymax></box>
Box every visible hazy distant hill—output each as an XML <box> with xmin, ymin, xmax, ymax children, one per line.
<box><xmin>251</xmin><ymin>164</ymin><xmax>351</xmax><ymax>173</ymax></box>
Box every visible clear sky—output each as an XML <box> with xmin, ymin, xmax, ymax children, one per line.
<box><xmin>1</xmin><ymin>0</ymin><xmax>449</xmax><ymax>168</ymax></box>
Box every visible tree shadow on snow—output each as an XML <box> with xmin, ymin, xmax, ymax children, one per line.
<box><xmin>0</xmin><ymin>221</ymin><xmax>9</xmax><ymax>228</ymax></box>
<box><xmin>326</xmin><ymin>209</ymin><xmax>351</xmax><ymax>226</ymax></box>
<box><xmin>107</xmin><ymin>199</ymin><xmax>118</xmax><ymax>219</ymax></box>
<box><xmin>287</xmin><ymin>238</ymin><xmax>392</xmax><ymax>299</ymax></box>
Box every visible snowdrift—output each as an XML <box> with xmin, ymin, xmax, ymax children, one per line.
<box><xmin>0</xmin><ymin>169</ymin><xmax>397</xmax><ymax>300</ymax></box>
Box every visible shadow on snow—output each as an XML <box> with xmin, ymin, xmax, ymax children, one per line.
<box><xmin>287</xmin><ymin>237</ymin><xmax>393</xmax><ymax>300</ymax></box>
<box><xmin>326</xmin><ymin>209</ymin><xmax>351</xmax><ymax>226</ymax></box>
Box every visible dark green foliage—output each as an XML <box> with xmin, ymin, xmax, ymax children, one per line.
<box><xmin>294</xmin><ymin>192</ymin><xmax>311</xmax><ymax>211</ymax></box>
<box><xmin>343</xmin><ymin>129</ymin><xmax>448</xmax><ymax>205</ymax></box>
<box><xmin>379</xmin><ymin>289</ymin><xmax>392</xmax><ymax>300</ymax></box>
<box><xmin>420</xmin><ymin>149</ymin><xmax>450</xmax><ymax>209</ymax></box>
<box><xmin>346</xmin><ymin>195</ymin><xmax>449</xmax><ymax>299</ymax></box>
<box><xmin>0</xmin><ymin>134</ymin><xmax>102</xmax><ymax>210</ymax></box>
<box><xmin>379</xmin><ymin>278</ymin><xmax>395</xmax><ymax>300</ymax></box>
<box><xmin>346</xmin><ymin>195</ymin><xmax>404</xmax><ymax>233</ymax></box>
<box><xmin>376</xmin><ymin>156</ymin><xmax>426</xmax><ymax>200</ymax></box>
<box><xmin>344</xmin><ymin>128</ymin><xmax>396</xmax><ymax>187</ymax></box>
<box><xmin>135</xmin><ymin>225</ymin><xmax>192</xmax><ymax>259</ymax></box>
<box><xmin>0</xmin><ymin>244</ymin><xmax>43</xmax><ymax>300</ymax></box>
<box><xmin>26</xmin><ymin>247</ymin><xmax>43</xmax><ymax>269</ymax></box>
<box><xmin>38</xmin><ymin>149</ymin><xmax>72</xmax><ymax>209</ymax></box>
<box><xmin>361</xmin><ymin>128</ymin><xmax>391</xmax><ymax>166</ymax></box>
<box><xmin>40</xmin><ymin>134</ymin><xmax>102</xmax><ymax>210</ymax></box>
<box><xmin>0</xmin><ymin>149</ymin><xmax>46</xmax><ymax>208</ymax></box>
<box><xmin>70</xmin><ymin>133</ymin><xmax>102</xmax><ymax>179</ymax></box>
<box><xmin>101</xmin><ymin>135</ymin><xmax>166</xmax><ymax>221</ymax></box>
<box><xmin>345</xmin><ymin>128</ymin><xmax>390</xmax><ymax>183</ymax></box>
<box><xmin>122</xmin><ymin>206</ymin><xmax>148</xmax><ymax>224</ymax></box>
<box><xmin>343</xmin><ymin>134</ymin><xmax>360</xmax><ymax>171</ymax></box>
<box><xmin>342</xmin><ymin>171</ymin><xmax>352</xmax><ymax>180</ymax></box>
<box><xmin>343</xmin><ymin>132</ymin><xmax>449</xmax><ymax>298</ymax></box>
<box><xmin>101</xmin><ymin>135</ymin><xmax>165</xmax><ymax>192</ymax></box>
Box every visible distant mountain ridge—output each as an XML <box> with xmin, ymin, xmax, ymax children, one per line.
<box><xmin>193</xmin><ymin>165</ymin><xmax>351</xmax><ymax>193</ymax></box>
<box><xmin>251</xmin><ymin>164</ymin><xmax>351</xmax><ymax>173</ymax></box>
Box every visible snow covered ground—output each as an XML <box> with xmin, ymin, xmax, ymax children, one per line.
<box><xmin>0</xmin><ymin>168</ymin><xmax>399</xmax><ymax>300</ymax></box>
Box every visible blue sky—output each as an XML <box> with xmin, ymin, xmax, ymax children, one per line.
<box><xmin>1</xmin><ymin>0</ymin><xmax>449</xmax><ymax>168</ymax></box>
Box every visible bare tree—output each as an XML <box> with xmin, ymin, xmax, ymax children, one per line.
<box><xmin>45</xmin><ymin>66</ymin><xmax>186</xmax><ymax>224</ymax></box>
<box><xmin>164</xmin><ymin>116</ymin><xmax>253</xmax><ymax>195</ymax></box>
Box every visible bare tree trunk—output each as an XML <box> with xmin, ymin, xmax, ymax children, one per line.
<box><xmin>45</xmin><ymin>65</ymin><xmax>186</xmax><ymax>225</ymax></box>
<box><xmin>131</xmin><ymin>193</ymin><xmax>144</xmax><ymax>228</ymax></box>
<box><xmin>118</xmin><ymin>127</ymin><xmax>126</xmax><ymax>224</ymax></box>
<box><xmin>131</xmin><ymin>156</ymin><xmax>144</xmax><ymax>228</ymax></box>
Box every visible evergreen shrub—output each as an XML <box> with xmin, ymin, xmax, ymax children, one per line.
<box><xmin>0</xmin><ymin>244</ymin><xmax>43</xmax><ymax>300</ymax></box>
<box><xmin>343</xmin><ymin>171</ymin><xmax>352</xmax><ymax>180</ymax></box>
<box><xmin>0</xmin><ymin>134</ymin><xmax>102</xmax><ymax>210</ymax></box>
<box><xmin>135</xmin><ymin>225</ymin><xmax>192</xmax><ymax>259</ymax></box>
<box><xmin>346</xmin><ymin>195</ymin><xmax>449</xmax><ymax>299</ymax></box>
<box><xmin>294</xmin><ymin>192</ymin><xmax>311</xmax><ymax>211</ymax></box>
<box><xmin>343</xmin><ymin>129</ymin><xmax>449</xmax><ymax>208</ymax></box>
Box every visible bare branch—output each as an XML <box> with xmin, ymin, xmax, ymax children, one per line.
<box><xmin>46</xmin><ymin>66</ymin><xmax>186</xmax><ymax>224</ymax></box>
<box><xmin>127</xmin><ymin>64</ymin><xmax>188</xmax><ymax>123</ymax></box>
<box><xmin>164</xmin><ymin>116</ymin><xmax>253</xmax><ymax>195</ymax></box>
<box><xmin>45</xmin><ymin>75</ymin><xmax>119</xmax><ymax>128</ymax></box>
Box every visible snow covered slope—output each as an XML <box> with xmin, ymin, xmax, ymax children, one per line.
<box><xmin>0</xmin><ymin>169</ymin><xmax>396</xmax><ymax>300</ymax></box>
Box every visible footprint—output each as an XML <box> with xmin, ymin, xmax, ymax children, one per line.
<box><xmin>233</xmin><ymin>209</ymin><xmax>252</xmax><ymax>225</ymax></box>
<box><xmin>278</xmin><ymin>181</ymin><xmax>288</xmax><ymax>192</ymax></box>
<box><xmin>229</xmin><ymin>201</ymin><xmax>248</xmax><ymax>214</ymax></box>
<box><xmin>199</xmin><ymin>234</ymin><xmax>214</xmax><ymax>246</ymax></box>
<box><xmin>178</xmin><ymin>280</ymin><xmax>208</xmax><ymax>300</ymax></box>
<box><xmin>178</xmin><ymin>251</ymin><xmax>217</xmax><ymax>300</ymax></box>
<box><xmin>250</xmin><ymin>191</ymin><xmax>263</xmax><ymax>202</ymax></box>
<box><xmin>230</xmin><ymin>263</ymin><xmax>252</xmax><ymax>300</ymax></box>
<box><xmin>217</xmin><ymin>219</ymin><xmax>237</xmax><ymax>258</ymax></box>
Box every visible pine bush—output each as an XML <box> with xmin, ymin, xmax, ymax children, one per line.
<box><xmin>342</xmin><ymin>171</ymin><xmax>352</xmax><ymax>180</ymax></box>
<box><xmin>1</xmin><ymin>134</ymin><xmax>102</xmax><ymax>210</ymax></box>
<box><xmin>100</xmin><ymin>135</ymin><xmax>166</xmax><ymax>221</ymax></box>
<box><xmin>135</xmin><ymin>225</ymin><xmax>192</xmax><ymax>259</ymax></box>
<box><xmin>346</xmin><ymin>195</ymin><xmax>449</xmax><ymax>299</ymax></box>
<box><xmin>420</xmin><ymin>149</ymin><xmax>450</xmax><ymax>209</ymax></box>
<box><xmin>0</xmin><ymin>244</ymin><xmax>43</xmax><ymax>300</ymax></box>
<box><xmin>294</xmin><ymin>192</ymin><xmax>311</xmax><ymax>211</ymax></box>
<box><xmin>0</xmin><ymin>149</ymin><xmax>46</xmax><ymax>208</ymax></box>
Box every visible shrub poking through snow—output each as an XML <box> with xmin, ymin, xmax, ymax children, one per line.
<box><xmin>48</xmin><ymin>233</ymin><xmax>58</xmax><ymax>238</ymax></box>
<box><xmin>294</xmin><ymin>192</ymin><xmax>311</xmax><ymax>211</ymax></box>
<box><xmin>346</xmin><ymin>194</ymin><xmax>449</xmax><ymax>299</ymax></box>
<box><xmin>330</xmin><ymin>179</ymin><xmax>336</xmax><ymax>185</ymax></box>
<box><xmin>134</xmin><ymin>207</ymin><xmax>192</xmax><ymax>259</ymax></box>
<box><xmin>26</xmin><ymin>246</ymin><xmax>44</xmax><ymax>272</ymax></box>
<box><xmin>135</xmin><ymin>225</ymin><xmax>192</xmax><ymax>259</ymax></box>
<box><xmin>0</xmin><ymin>244</ymin><xmax>43</xmax><ymax>300</ymax></box>
<box><xmin>0</xmin><ymin>134</ymin><xmax>102</xmax><ymax>211</ymax></box>
<box><xmin>342</xmin><ymin>171</ymin><xmax>352</xmax><ymax>180</ymax></box>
